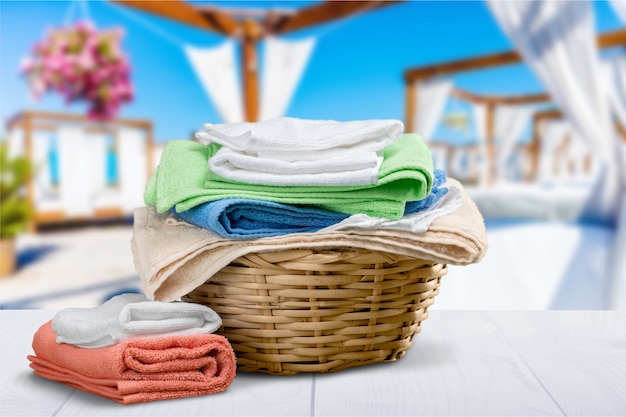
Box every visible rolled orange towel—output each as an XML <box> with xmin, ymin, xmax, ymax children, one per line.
<box><xmin>28</xmin><ymin>321</ymin><xmax>236</xmax><ymax>404</ymax></box>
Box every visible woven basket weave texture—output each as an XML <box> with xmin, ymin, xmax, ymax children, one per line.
<box><xmin>183</xmin><ymin>248</ymin><xmax>446</xmax><ymax>375</ymax></box>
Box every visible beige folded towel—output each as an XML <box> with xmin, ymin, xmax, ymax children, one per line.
<box><xmin>131</xmin><ymin>179</ymin><xmax>487</xmax><ymax>302</ymax></box>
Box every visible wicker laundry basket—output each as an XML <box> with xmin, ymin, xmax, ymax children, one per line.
<box><xmin>182</xmin><ymin>248</ymin><xmax>446</xmax><ymax>375</ymax></box>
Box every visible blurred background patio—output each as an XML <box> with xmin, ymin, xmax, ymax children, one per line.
<box><xmin>1</xmin><ymin>0</ymin><xmax>625</xmax><ymax>310</ymax></box>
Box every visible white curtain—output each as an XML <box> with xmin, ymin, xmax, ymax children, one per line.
<box><xmin>31</xmin><ymin>132</ymin><xmax>57</xmax><ymax>207</ymax></box>
<box><xmin>566</xmin><ymin>131</ymin><xmax>593</xmax><ymax>181</ymax></box>
<box><xmin>117</xmin><ymin>128</ymin><xmax>148</xmax><ymax>213</ymax></box>
<box><xmin>450</xmin><ymin>148</ymin><xmax>469</xmax><ymax>181</ymax></box>
<box><xmin>609</xmin><ymin>0</ymin><xmax>626</xmax><ymax>23</ymax></box>
<box><xmin>413</xmin><ymin>78</ymin><xmax>454</xmax><ymax>141</ymax></box>
<box><xmin>7</xmin><ymin>128</ymin><xmax>24</xmax><ymax>159</ymax></box>
<box><xmin>536</xmin><ymin>120</ymin><xmax>570</xmax><ymax>183</ymax></box>
<box><xmin>85</xmin><ymin>134</ymin><xmax>108</xmax><ymax>197</ymax></box>
<box><xmin>493</xmin><ymin>105</ymin><xmax>534</xmax><ymax>183</ymax></box>
<box><xmin>602</xmin><ymin>54</ymin><xmax>626</xmax><ymax>133</ymax></box>
<box><xmin>488</xmin><ymin>0</ymin><xmax>626</xmax><ymax>309</ymax></box>
<box><xmin>185</xmin><ymin>41</ymin><xmax>244</xmax><ymax>123</ymax></box>
<box><xmin>58</xmin><ymin>127</ymin><xmax>93</xmax><ymax>217</ymax></box>
<box><xmin>471</xmin><ymin>103</ymin><xmax>490</xmax><ymax>186</ymax></box>
<box><xmin>488</xmin><ymin>0</ymin><xmax>621</xmax><ymax>220</ymax></box>
<box><xmin>260</xmin><ymin>36</ymin><xmax>316</xmax><ymax>121</ymax></box>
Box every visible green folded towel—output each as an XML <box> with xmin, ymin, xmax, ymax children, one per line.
<box><xmin>145</xmin><ymin>134</ymin><xmax>433</xmax><ymax>220</ymax></box>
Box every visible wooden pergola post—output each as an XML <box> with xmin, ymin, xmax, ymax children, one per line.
<box><xmin>405</xmin><ymin>81</ymin><xmax>416</xmax><ymax>133</ymax></box>
<box><xmin>484</xmin><ymin>102</ymin><xmax>495</xmax><ymax>186</ymax></box>
<box><xmin>242</xmin><ymin>19</ymin><xmax>260</xmax><ymax>122</ymax></box>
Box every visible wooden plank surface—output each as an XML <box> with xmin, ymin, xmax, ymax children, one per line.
<box><xmin>55</xmin><ymin>372</ymin><xmax>313</xmax><ymax>417</ymax></box>
<box><xmin>313</xmin><ymin>311</ymin><xmax>564</xmax><ymax>416</ymax></box>
<box><xmin>0</xmin><ymin>310</ymin><xmax>312</xmax><ymax>417</ymax></box>
<box><xmin>2</xmin><ymin>310</ymin><xmax>625</xmax><ymax>416</ymax></box>
<box><xmin>488</xmin><ymin>311</ymin><xmax>626</xmax><ymax>417</ymax></box>
<box><xmin>0</xmin><ymin>310</ymin><xmax>72</xmax><ymax>416</ymax></box>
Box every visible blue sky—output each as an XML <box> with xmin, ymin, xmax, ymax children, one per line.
<box><xmin>1</xmin><ymin>1</ymin><xmax>623</xmax><ymax>144</ymax></box>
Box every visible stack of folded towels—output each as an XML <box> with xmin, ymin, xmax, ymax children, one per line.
<box><xmin>28</xmin><ymin>294</ymin><xmax>236</xmax><ymax>404</ymax></box>
<box><xmin>133</xmin><ymin>117</ymin><xmax>488</xmax><ymax>302</ymax></box>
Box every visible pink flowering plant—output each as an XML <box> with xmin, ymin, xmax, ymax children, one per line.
<box><xmin>21</xmin><ymin>21</ymin><xmax>133</xmax><ymax>121</ymax></box>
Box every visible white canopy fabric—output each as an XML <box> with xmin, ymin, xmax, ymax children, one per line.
<box><xmin>488</xmin><ymin>0</ymin><xmax>626</xmax><ymax>309</ymax></box>
<box><xmin>602</xmin><ymin>54</ymin><xmax>626</xmax><ymax>136</ymax></box>
<box><xmin>609</xmin><ymin>0</ymin><xmax>626</xmax><ymax>23</ymax></box>
<box><xmin>58</xmin><ymin>127</ymin><xmax>93</xmax><ymax>217</ymax></box>
<box><xmin>493</xmin><ymin>105</ymin><xmax>534</xmax><ymax>184</ymax></box>
<box><xmin>7</xmin><ymin>128</ymin><xmax>24</xmax><ymax>159</ymax></box>
<box><xmin>260</xmin><ymin>36</ymin><xmax>316</xmax><ymax>121</ymax></box>
<box><xmin>184</xmin><ymin>41</ymin><xmax>245</xmax><ymax>123</ymax></box>
<box><xmin>413</xmin><ymin>78</ymin><xmax>454</xmax><ymax>141</ymax></box>
<box><xmin>567</xmin><ymin>131</ymin><xmax>596</xmax><ymax>182</ymax></box>
<box><xmin>86</xmin><ymin>134</ymin><xmax>108</xmax><ymax>197</ymax></box>
<box><xmin>31</xmin><ymin>132</ymin><xmax>59</xmax><ymax>208</ymax></box>
<box><xmin>117</xmin><ymin>128</ymin><xmax>148</xmax><ymax>213</ymax></box>
<box><xmin>536</xmin><ymin>120</ymin><xmax>570</xmax><ymax>183</ymax></box>
<box><xmin>487</xmin><ymin>0</ymin><xmax>622</xmax><ymax>221</ymax></box>
<box><xmin>471</xmin><ymin>103</ymin><xmax>490</xmax><ymax>186</ymax></box>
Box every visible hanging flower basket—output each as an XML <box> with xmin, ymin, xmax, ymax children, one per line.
<box><xmin>21</xmin><ymin>21</ymin><xmax>133</xmax><ymax>121</ymax></box>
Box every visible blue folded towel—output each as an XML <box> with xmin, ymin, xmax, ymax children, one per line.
<box><xmin>173</xmin><ymin>170</ymin><xmax>449</xmax><ymax>239</ymax></box>
<box><xmin>405</xmin><ymin>169</ymin><xmax>448</xmax><ymax>214</ymax></box>
<box><xmin>173</xmin><ymin>199</ymin><xmax>350</xmax><ymax>238</ymax></box>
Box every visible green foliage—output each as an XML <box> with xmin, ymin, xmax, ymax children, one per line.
<box><xmin>0</xmin><ymin>142</ymin><xmax>33</xmax><ymax>239</ymax></box>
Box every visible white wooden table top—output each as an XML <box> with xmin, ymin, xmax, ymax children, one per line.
<box><xmin>1</xmin><ymin>309</ymin><xmax>625</xmax><ymax>416</ymax></box>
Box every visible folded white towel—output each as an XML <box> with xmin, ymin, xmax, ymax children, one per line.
<box><xmin>210</xmin><ymin>147</ymin><xmax>380</xmax><ymax>175</ymax></box>
<box><xmin>194</xmin><ymin>117</ymin><xmax>404</xmax><ymax>152</ymax></box>
<box><xmin>210</xmin><ymin>150</ymin><xmax>383</xmax><ymax>186</ymax></box>
<box><xmin>52</xmin><ymin>294</ymin><xmax>222</xmax><ymax>348</ymax></box>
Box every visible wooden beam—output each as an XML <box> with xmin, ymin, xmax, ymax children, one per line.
<box><xmin>451</xmin><ymin>88</ymin><xmax>551</xmax><ymax>106</ymax></box>
<box><xmin>15</xmin><ymin>110</ymin><xmax>152</xmax><ymax>130</ymax></box>
<box><xmin>197</xmin><ymin>7</ymin><xmax>243</xmax><ymax>37</ymax></box>
<box><xmin>406</xmin><ymin>51</ymin><xmax>520</xmax><ymax>83</ymax></box>
<box><xmin>270</xmin><ymin>1</ymin><xmax>399</xmax><ymax>35</ymax></box>
<box><xmin>405</xmin><ymin>29</ymin><xmax>626</xmax><ymax>82</ymax></box>
<box><xmin>112</xmin><ymin>0</ymin><xmax>239</xmax><ymax>36</ymax></box>
<box><xmin>242</xmin><ymin>20</ymin><xmax>260</xmax><ymax>122</ymax></box>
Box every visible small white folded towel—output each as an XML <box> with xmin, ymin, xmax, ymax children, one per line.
<box><xmin>210</xmin><ymin>147</ymin><xmax>380</xmax><ymax>175</ymax></box>
<box><xmin>195</xmin><ymin>117</ymin><xmax>404</xmax><ymax>152</ymax></box>
<box><xmin>52</xmin><ymin>293</ymin><xmax>222</xmax><ymax>348</ymax></box>
<box><xmin>210</xmin><ymin>149</ymin><xmax>383</xmax><ymax>186</ymax></box>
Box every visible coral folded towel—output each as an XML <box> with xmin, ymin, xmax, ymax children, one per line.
<box><xmin>28</xmin><ymin>321</ymin><xmax>236</xmax><ymax>405</ymax></box>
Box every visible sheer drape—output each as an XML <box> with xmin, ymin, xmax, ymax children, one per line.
<box><xmin>488</xmin><ymin>0</ymin><xmax>626</xmax><ymax>309</ymax></box>
<box><xmin>260</xmin><ymin>37</ymin><xmax>315</xmax><ymax>121</ymax></box>
<box><xmin>536</xmin><ymin>120</ymin><xmax>570</xmax><ymax>183</ymax></box>
<box><xmin>602</xmin><ymin>54</ymin><xmax>626</xmax><ymax>136</ymax></box>
<box><xmin>488</xmin><ymin>0</ymin><xmax>622</xmax><ymax>219</ymax></box>
<box><xmin>471</xmin><ymin>103</ymin><xmax>490</xmax><ymax>186</ymax></box>
<box><xmin>413</xmin><ymin>78</ymin><xmax>453</xmax><ymax>141</ymax></box>
<box><xmin>609</xmin><ymin>0</ymin><xmax>626</xmax><ymax>24</ymax></box>
<box><xmin>184</xmin><ymin>41</ymin><xmax>244</xmax><ymax>123</ymax></box>
<box><xmin>117</xmin><ymin>128</ymin><xmax>148</xmax><ymax>213</ymax></box>
<box><xmin>493</xmin><ymin>105</ymin><xmax>533</xmax><ymax>183</ymax></box>
<box><xmin>58</xmin><ymin>127</ymin><xmax>93</xmax><ymax>217</ymax></box>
